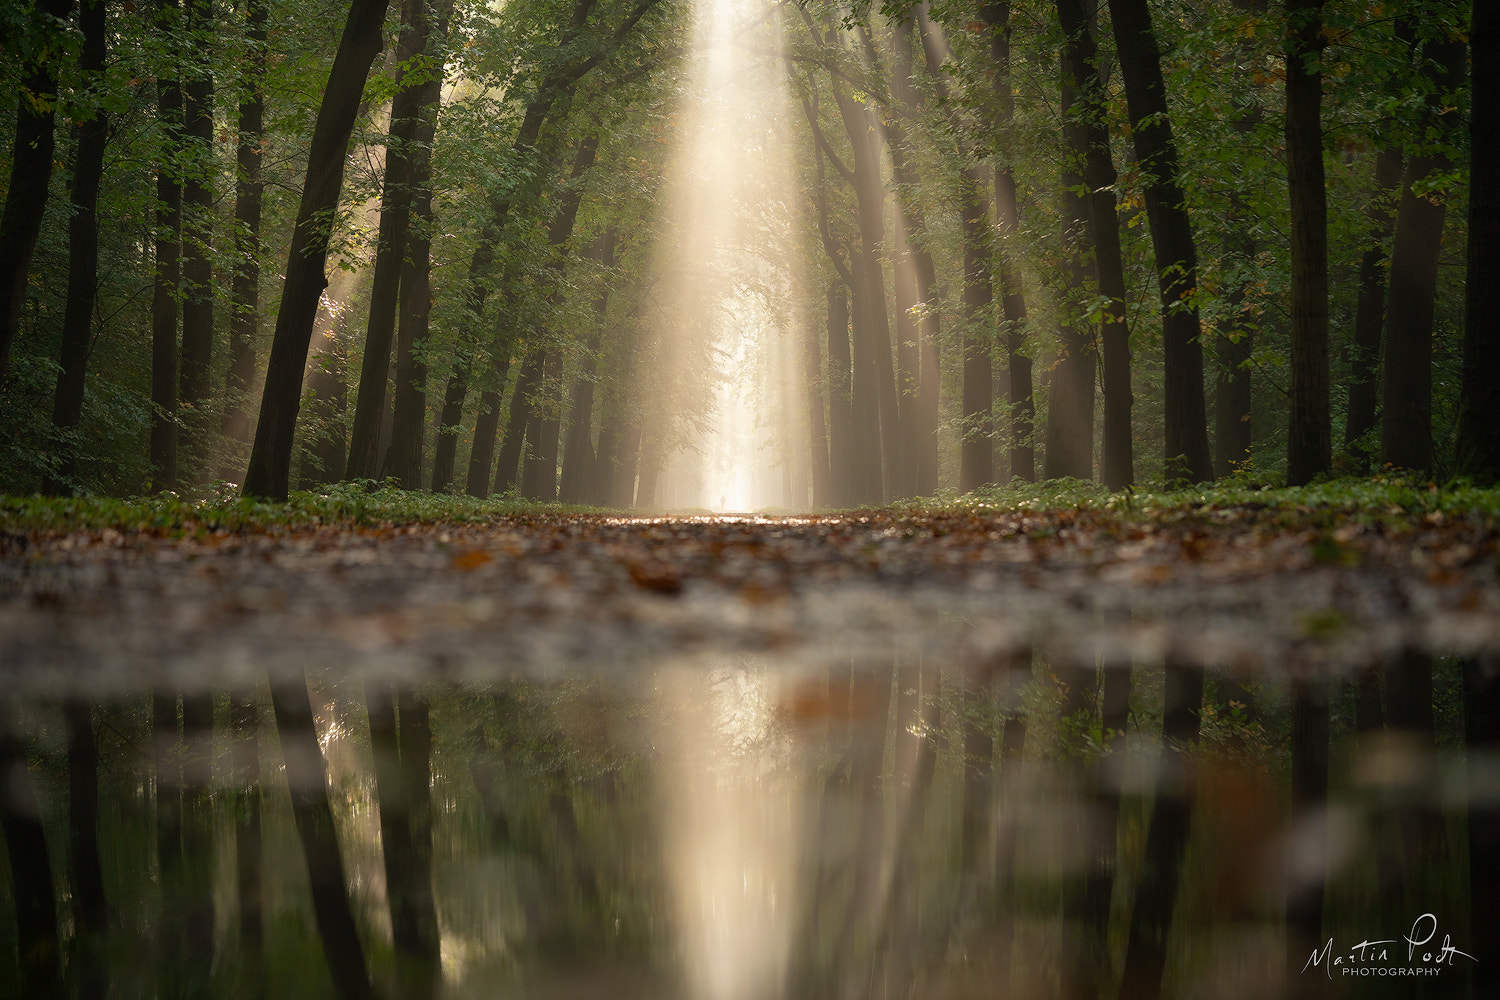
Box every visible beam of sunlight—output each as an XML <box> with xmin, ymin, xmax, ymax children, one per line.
<box><xmin>642</xmin><ymin>0</ymin><xmax>802</xmax><ymax>512</ymax></box>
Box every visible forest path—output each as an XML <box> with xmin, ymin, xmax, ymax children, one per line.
<box><xmin>2</xmin><ymin>506</ymin><xmax>1497</xmax><ymax>692</ymax></box>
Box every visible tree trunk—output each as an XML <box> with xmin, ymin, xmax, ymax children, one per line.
<box><xmin>64</xmin><ymin>698</ymin><xmax>107</xmax><ymax>997</ymax></box>
<box><xmin>1107</xmin><ymin>0</ymin><xmax>1214</xmax><ymax>483</ymax></box>
<box><xmin>1049</xmin><ymin>26</ymin><xmax>1098</xmax><ymax>481</ymax></box>
<box><xmin>825</xmin><ymin>283</ymin><xmax>855</xmax><ymax>508</ymax></box>
<box><xmin>0</xmin><ymin>0</ymin><xmax>74</xmax><ymax>384</ymax></box>
<box><xmin>151</xmin><ymin>0</ymin><xmax>183</xmax><ymax>490</ymax></box>
<box><xmin>385</xmin><ymin>0</ymin><xmax>456</xmax><ymax>490</ymax></box>
<box><xmin>223</xmin><ymin>0</ymin><xmax>268</xmax><ymax>447</ymax></box>
<box><xmin>1057</xmin><ymin>0</ymin><xmax>1132</xmax><ymax>488</ymax></box>
<box><xmin>958</xmin><ymin>168</ymin><xmax>996</xmax><ymax>491</ymax></box>
<box><xmin>560</xmin><ymin>231</ymin><xmax>618</xmax><ymax>504</ymax></box>
<box><xmin>1116</xmin><ymin>659</ymin><xmax>1203</xmax><ymax>999</ymax></box>
<box><xmin>242</xmin><ymin>0</ymin><xmax>392</xmax><ymax>500</ymax></box>
<box><xmin>1380</xmin><ymin>31</ymin><xmax>1464</xmax><ymax>474</ymax></box>
<box><xmin>1459</xmin><ymin>4</ymin><xmax>1500</xmax><ymax>482</ymax></box>
<box><xmin>178</xmin><ymin>0</ymin><xmax>215</xmax><ymax>413</ymax></box>
<box><xmin>429</xmin><ymin>357</ymin><xmax>468</xmax><ymax>492</ymax></box>
<box><xmin>978</xmin><ymin>1</ymin><xmax>1035</xmax><ymax>482</ymax></box>
<box><xmin>830</xmin><ymin>82</ymin><xmax>899</xmax><ymax>502</ymax></box>
<box><xmin>492</xmin><ymin>350</ymin><xmax>543</xmax><ymax>495</ymax></box>
<box><xmin>803</xmin><ymin>301</ymin><xmax>831</xmax><ymax>507</ymax></box>
<box><xmin>1285</xmin><ymin>0</ymin><xmax>1330</xmax><ymax>486</ymax></box>
<box><xmin>0</xmin><ymin>719</ymin><xmax>59</xmax><ymax>996</ymax></box>
<box><xmin>44</xmin><ymin>0</ymin><xmax>108</xmax><ymax>497</ymax></box>
<box><xmin>1343</xmin><ymin>147</ymin><xmax>1403</xmax><ymax>462</ymax></box>
<box><xmin>522</xmin><ymin>350</ymin><xmax>563</xmax><ymax>501</ymax></box>
<box><xmin>347</xmin><ymin>0</ymin><xmax>440</xmax><ymax>480</ymax></box>
<box><xmin>269</xmin><ymin>674</ymin><xmax>374</xmax><ymax>999</ymax></box>
<box><xmin>229</xmin><ymin>692</ymin><xmax>263</xmax><ymax>970</ymax></box>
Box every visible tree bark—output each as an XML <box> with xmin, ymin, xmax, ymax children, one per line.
<box><xmin>1057</xmin><ymin>0</ymin><xmax>1133</xmax><ymax>488</ymax></box>
<box><xmin>1107</xmin><ymin>0</ymin><xmax>1214</xmax><ymax>483</ymax></box>
<box><xmin>978</xmin><ymin>1</ymin><xmax>1035</xmax><ymax>482</ymax></box>
<box><xmin>269</xmin><ymin>674</ymin><xmax>374</xmax><ymax>999</ymax></box>
<box><xmin>560</xmin><ymin>231</ymin><xmax>618</xmax><ymax>503</ymax></box>
<box><xmin>151</xmin><ymin>0</ymin><xmax>183</xmax><ymax>490</ymax></box>
<box><xmin>1285</xmin><ymin>0</ymin><xmax>1330</xmax><ymax>486</ymax></box>
<box><xmin>1457</xmin><ymin>3</ymin><xmax>1499</xmax><ymax>482</ymax></box>
<box><xmin>0</xmin><ymin>0</ymin><xmax>74</xmax><ymax>384</ymax></box>
<box><xmin>347</xmin><ymin>0</ymin><xmax>435</xmax><ymax>480</ymax></box>
<box><xmin>223</xmin><ymin>0</ymin><xmax>268</xmax><ymax>447</ymax></box>
<box><xmin>0</xmin><ymin>718</ymin><xmax>59</xmax><ymax>996</ymax></box>
<box><xmin>178</xmin><ymin>0</ymin><xmax>215</xmax><ymax>413</ymax></box>
<box><xmin>491</xmin><ymin>350</ymin><xmax>543</xmax><ymax>495</ymax></box>
<box><xmin>44</xmin><ymin>0</ymin><xmax>108</xmax><ymax>496</ymax></box>
<box><xmin>1343</xmin><ymin>147</ymin><xmax>1403</xmax><ymax>462</ymax></box>
<box><xmin>429</xmin><ymin>357</ymin><xmax>468</xmax><ymax>492</ymax></box>
<box><xmin>1381</xmin><ymin>30</ymin><xmax>1464</xmax><ymax>474</ymax></box>
<box><xmin>1049</xmin><ymin>21</ymin><xmax>1098</xmax><ymax>481</ymax></box>
<box><xmin>385</xmin><ymin>0</ymin><xmax>457</xmax><ymax>489</ymax></box>
<box><xmin>242</xmin><ymin>0</ymin><xmax>393</xmax><ymax>499</ymax></box>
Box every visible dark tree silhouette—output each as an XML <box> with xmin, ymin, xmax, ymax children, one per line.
<box><xmin>243</xmin><ymin>0</ymin><xmax>394</xmax><ymax>499</ymax></box>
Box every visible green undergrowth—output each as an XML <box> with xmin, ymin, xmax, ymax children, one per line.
<box><xmin>0</xmin><ymin>479</ymin><xmax>603</xmax><ymax>536</ymax></box>
<box><xmin>906</xmin><ymin>472</ymin><xmax>1500</xmax><ymax>526</ymax></box>
<box><xmin>2</xmin><ymin>474</ymin><xmax>1498</xmax><ymax>537</ymax></box>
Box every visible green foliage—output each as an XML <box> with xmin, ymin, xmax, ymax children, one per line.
<box><xmin>0</xmin><ymin>481</ymin><xmax>602</xmax><ymax>535</ymax></box>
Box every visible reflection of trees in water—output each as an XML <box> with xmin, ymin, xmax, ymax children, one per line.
<box><xmin>0</xmin><ymin>656</ymin><xmax>1493</xmax><ymax>997</ymax></box>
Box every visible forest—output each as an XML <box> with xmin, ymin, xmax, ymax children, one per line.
<box><xmin>2</xmin><ymin>0</ymin><xmax>1500</xmax><ymax>998</ymax></box>
<box><xmin>0</xmin><ymin>0</ymin><xmax>1492</xmax><ymax>502</ymax></box>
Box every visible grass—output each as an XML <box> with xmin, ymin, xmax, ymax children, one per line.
<box><xmin>2</xmin><ymin>474</ymin><xmax>1497</xmax><ymax>536</ymax></box>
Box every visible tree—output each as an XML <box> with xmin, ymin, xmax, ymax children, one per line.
<box><xmin>43</xmin><ymin>0</ymin><xmax>109</xmax><ymax>496</ymax></box>
<box><xmin>0</xmin><ymin>0</ymin><xmax>75</xmax><ymax>385</ymax></box>
<box><xmin>1381</xmin><ymin>17</ymin><xmax>1465</xmax><ymax>474</ymax></box>
<box><xmin>243</xmin><ymin>0</ymin><xmax>394</xmax><ymax>500</ymax></box>
<box><xmin>1457</xmin><ymin>1</ymin><xmax>1500</xmax><ymax>481</ymax></box>
<box><xmin>177</xmin><ymin>0</ymin><xmax>215</xmax><ymax>415</ymax></box>
<box><xmin>1107</xmin><ymin>0</ymin><xmax>1213</xmax><ymax>483</ymax></box>
<box><xmin>150</xmin><ymin>0</ymin><xmax>184</xmax><ymax>490</ymax></box>
<box><xmin>1285</xmin><ymin>0</ymin><xmax>1330</xmax><ymax>486</ymax></box>
<box><xmin>346</xmin><ymin>0</ymin><xmax>445</xmax><ymax>480</ymax></box>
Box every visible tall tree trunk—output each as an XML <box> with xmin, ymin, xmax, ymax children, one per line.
<box><xmin>522</xmin><ymin>350</ymin><xmax>563</xmax><ymax>501</ymax></box>
<box><xmin>1048</xmin><ymin>27</ymin><xmax>1098</xmax><ymax>481</ymax></box>
<box><xmin>269</xmin><ymin>674</ymin><xmax>374</xmax><ymax>999</ymax></box>
<box><xmin>243</xmin><ymin>0</ymin><xmax>392</xmax><ymax>499</ymax></box>
<box><xmin>44</xmin><ymin>0</ymin><xmax>108</xmax><ymax>496</ymax></box>
<box><xmin>957</xmin><ymin>168</ymin><xmax>996</xmax><ymax>491</ymax></box>
<box><xmin>915</xmin><ymin>14</ymin><xmax>995</xmax><ymax>490</ymax></box>
<box><xmin>178</xmin><ymin>0</ymin><xmax>215</xmax><ymax>414</ymax></box>
<box><xmin>978</xmin><ymin>1</ymin><xmax>1035</xmax><ymax>482</ymax></box>
<box><xmin>64</xmin><ymin>698</ymin><xmax>107</xmax><ymax>998</ymax></box>
<box><xmin>825</xmin><ymin>283</ymin><xmax>855</xmax><ymax>506</ymax></box>
<box><xmin>151</xmin><ymin>0</ymin><xmax>183</xmax><ymax>490</ymax></box>
<box><xmin>1107</xmin><ymin>0</ymin><xmax>1214</xmax><ymax>483</ymax></box>
<box><xmin>229</xmin><ymin>692</ymin><xmax>263</xmax><ymax>972</ymax></box>
<box><xmin>0</xmin><ymin>717</ymin><xmax>59</xmax><ymax>996</ymax></box>
<box><xmin>385</xmin><ymin>0</ymin><xmax>456</xmax><ymax>489</ymax></box>
<box><xmin>560</xmin><ymin>231</ymin><xmax>618</xmax><ymax>504</ymax></box>
<box><xmin>429</xmin><ymin>357</ymin><xmax>468</xmax><ymax>492</ymax></box>
<box><xmin>0</xmin><ymin>0</ymin><xmax>74</xmax><ymax>384</ymax></box>
<box><xmin>829</xmin><ymin>81</ymin><xmax>899</xmax><ymax>502</ymax></box>
<box><xmin>803</xmin><ymin>301</ymin><xmax>831</xmax><ymax>507</ymax></box>
<box><xmin>491</xmin><ymin>350</ymin><xmax>542</xmax><ymax>495</ymax></box>
<box><xmin>223</xmin><ymin>0</ymin><xmax>268</xmax><ymax>447</ymax></box>
<box><xmin>367</xmin><ymin>684</ymin><xmax>440</xmax><ymax>998</ymax></box>
<box><xmin>347</xmin><ymin>0</ymin><xmax>434</xmax><ymax>480</ymax></box>
<box><xmin>1116</xmin><ymin>659</ymin><xmax>1203</xmax><ymax>999</ymax></box>
<box><xmin>884</xmin><ymin>19</ymin><xmax>942</xmax><ymax>497</ymax></box>
<box><xmin>1057</xmin><ymin>0</ymin><xmax>1133</xmax><ymax>488</ymax></box>
<box><xmin>1285</xmin><ymin>0</ymin><xmax>1330</xmax><ymax>486</ymax></box>
<box><xmin>1459</xmin><ymin>5</ymin><xmax>1500</xmax><ymax>482</ymax></box>
<box><xmin>1343</xmin><ymin>147</ymin><xmax>1403</xmax><ymax>461</ymax></box>
<box><xmin>1381</xmin><ymin>28</ymin><xmax>1464</xmax><ymax>474</ymax></box>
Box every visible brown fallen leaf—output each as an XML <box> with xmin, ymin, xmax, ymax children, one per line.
<box><xmin>450</xmin><ymin>549</ymin><xmax>493</xmax><ymax>571</ymax></box>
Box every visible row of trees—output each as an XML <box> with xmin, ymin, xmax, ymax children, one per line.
<box><xmin>0</xmin><ymin>0</ymin><xmax>1494</xmax><ymax>503</ymax></box>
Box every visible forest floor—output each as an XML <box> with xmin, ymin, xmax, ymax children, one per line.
<box><xmin>2</xmin><ymin>478</ymin><xmax>1498</xmax><ymax>693</ymax></box>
